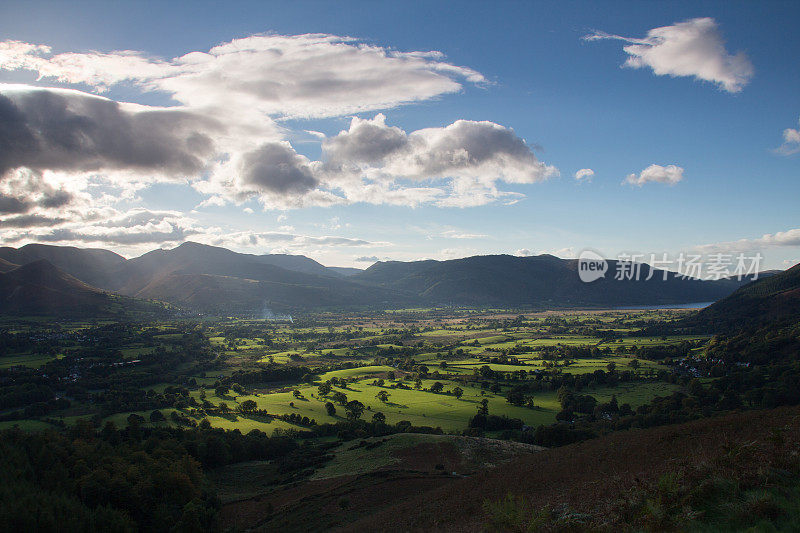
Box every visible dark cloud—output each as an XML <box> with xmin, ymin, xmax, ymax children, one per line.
<box><xmin>0</xmin><ymin>214</ymin><xmax>67</xmax><ymax>228</ymax></box>
<box><xmin>239</xmin><ymin>143</ymin><xmax>318</xmax><ymax>195</ymax></box>
<box><xmin>0</xmin><ymin>193</ymin><xmax>31</xmax><ymax>214</ymax></box>
<box><xmin>323</xmin><ymin>114</ymin><xmax>408</xmax><ymax>164</ymax></box>
<box><xmin>0</xmin><ymin>88</ymin><xmax>221</xmax><ymax>177</ymax></box>
<box><xmin>38</xmin><ymin>189</ymin><xmax>73</xmax><ymax>209</ymax></box>
<box><xmin>34</xmin><ymin>225</ymin><xmax>199</xmax><ymax>246</ymax></box>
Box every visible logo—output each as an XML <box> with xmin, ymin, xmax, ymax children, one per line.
<box><xmin>578</xmin><ymin>250</ymin><xmax>608</xmax><ymax>282</ymax></box>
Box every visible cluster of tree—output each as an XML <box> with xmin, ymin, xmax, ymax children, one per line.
<box><xmin>0</xmin><ymin>423</ymin><xmax>217</xmax><ymax>530</ymax></box>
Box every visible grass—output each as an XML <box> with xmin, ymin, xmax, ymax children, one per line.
<box><xmin>0</xmin><ymin>353</ymin><xmax>60</xmax><ymax>369</ymax></box>
<box><xmin>0</xmin><ymin>419</ymin><xmax>58</xmax><ymax>431</ymax></box>
<box><xmin>310</xmin><ymin>433</ymin><xmax>443</xmax><ymax>479</ymax></box>
<box><xmin>201</xmin><ymin>376</ymin><xmax>680</xmax><ymax>433</ymax></box>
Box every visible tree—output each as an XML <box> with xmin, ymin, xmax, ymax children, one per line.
<box><xmin>414</xmin><ymin>379</ymin><xmax>423</xmax><ymax>390</ymax></box>
<box><xmin>219</xmin><ymin>402</ymin><xmax>229</xmax><ymax>413</ymax></box>
<box><xmin>325</xmin><ymin>402</ymin><xmax>336</xmax><ymax>416</ymax></box>
<box><xmin>215</xmin><ymin>385</ymin><xmax>229</xmax><ymax>397</ymax></box>
<box><xmin>606</xmin><ymin>362</ymin><xmax>617</xmax><ymax>373</ymax></box>
<box><xmin>452</xmin><ymin>386</ymin><xmax>464</xmax><ymax>399</ymax></box>
<box><xmin>345</xmin><ymin>400</ymin><xmax>365</xmax><ymax>421</ymax></box>
<box><xmin>430</xmin><ymin>382</ymin><xmax>444</xmax><ymax>393</ymax></box>
<box><xmin>292</xmin><ymin>389</ymin><xmax>302</xmax><ymax>399</ymax></box>
<box><xmin>629</xmin><ymin>359</ymin><xmax>641</xmax><ymax>370</ymax></box>
<box><xmin>376</xmin><ymin>390</ymin><xmax>390</xmax><ymax>403</ymax></box>
<box><xmin>239</xmin><ymin>399</ymin><xmax>257</xmax><ymax>413</ymax></box>
<box><xmin>149</xmin><ymin>410</ymin><xmax>165</xmax><ymax>422</ymax></box>
<box><xmin>372</xmin><ymin>411</ymin><xmax>386</xmax><ymax>424</ymax></box>
<box><xmin>318</xmin><ymin>381</ymin><xmax>332</xmax><ymax>396</ymax></box>
<box><xmin>331</xmin><ymin>391</ymin><xmax>348</xmax><ymax>406</ymax></box>
<box><xmin>477</xmin><ymin>398</ymin><xmax>489</xmax><ymax>416</ymax></box>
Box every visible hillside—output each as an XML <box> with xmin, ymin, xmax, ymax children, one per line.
<box><xmin>0</xmin><ymin>258</ymin><xmax>19</xmax><ymax>273</ymax></box>
<box><xmin>354</xmin><ymin>254</ymin><xmax>746</xmax><ymax>308</ymax></box>
<box><xmin>0</xmin><ymin>243</ymin><xmax>126</xmax><ymax>288</ymax></box>
<box><xmin>212</xmin><ymin>406</ymin><xmax>800</xmax><ymax>532</ymax></box>
<box><xmin>133</xmin><ymin>271</ymin><xmax>408</xmax><ymax>314</ymax></box>
<box><xmin>688</xmin><ymin>261</ymin><xmax>800</xmax><ymax>331</ymax></box>
<box><xmin>0</xmin><ymin>260</ymin><xmax>142</xmax><ymax>317</ymax></box>
<box><xmin>0</xmin><ymin>243</ymin><xmax>762</xmax><ymax>315</ymax></box>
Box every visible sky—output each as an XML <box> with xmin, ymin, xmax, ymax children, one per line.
<box><xmin>0</xmin><ymin>0</ymin><xmax>798</xmax><ymax>271</ymax></box>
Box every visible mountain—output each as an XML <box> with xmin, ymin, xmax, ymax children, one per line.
<box><xmin>104</xmin><ymin>242</ymin><xmax>348</xmax><ymax>293</ymax></box>
<box><xmin>0</xmin><ymin>243</ymin><xmax>758</xmax><ymax>316</ymax></box>
<box><xmin>253</xmin><ymin>253</ymin><xmax>339</xmax><ymax>277</ymax></box>
<box><xmin>352</xmin><ymin>254</ymin><xmax>747</xmax><ymax>308</ymax></box>
<box><xmin>110</xmin><ymin>242</ymin><xmax>407</xmax><ymax>313</ymax></box>
<box><xmin>328</xmin><ymin>266</ymin><xmax>364</xmax><ymax>277</ymax></box>
<box><xmin>0</xmin><ymin>258</ymin><xmax>19</xmax><ymax>273</ymax></box>
<box><xmin>687</xmin><ymin>262</ymin><xmax>800</xmax><ymax>331</ymax></box>
<box><xmin>0</xmin><ymin>243</ymin><xmax>126</xmax><ymax>288</ymax></box>
<box><xmin>0</xmin><ymin>260</ymin><xmax>155</xmax><ymax>317</ymax></box>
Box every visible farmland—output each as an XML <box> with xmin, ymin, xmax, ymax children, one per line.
<box><xmin>2</xmin><ymin>304</ymin><xmax>799</xmax><ymax>532</ymax></box>
<box><xmin>0</xmin><ymin>308</ymin><xmax>706</xmax><ymax>436</ymax></box>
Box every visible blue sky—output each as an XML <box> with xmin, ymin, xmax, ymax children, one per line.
<box><xmin>0</xmin><ymin>0</ymin><xmax>798</xmax><ymax>271</ymax></box>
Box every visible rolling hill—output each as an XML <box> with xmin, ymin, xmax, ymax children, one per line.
<box><xmin>687</xmin><ymin>261</ymin><xmax>800</xmax><ymax>331</ymax></box>
<box><xmin>0</xmin><ymin>243</ymin><xmax>127</xmax><ymax>288</ymax></box>
<box><xmin>0</xmin><ymin>259</ymin><xmax>160</xmax><ymax>317</ymax></box>
<box><xmin>107</xmin><ymin>242</ymin><xmax>408</xmax><ymax>313</ymax></box>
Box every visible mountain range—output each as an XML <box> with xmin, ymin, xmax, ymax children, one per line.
<box><xmin>0</xmin><ymin>259</ymin><xmax>166</xmax><ymax>318</ymax></box>
<box><xmin>0</xmin><ymin>242</ymin><xmax>781</xmax><ymax>317</ymax></box>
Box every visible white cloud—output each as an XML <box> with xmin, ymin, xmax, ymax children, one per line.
<box><xmin>441</xmin><ymin>229</ymin><xmax>488</xmax><ymax>239</ymax></box>
<box><xmin>0</xmin><ymin>34</ymin><xmax>484</xmax><ymax>119</ymax></box>
<box><xmin>586</xmin><ymin>18</ymin><xmax>753</xmax><ymax>93</ymax></box>
<box><xmin>776</xmin><ymin>116</ymin><xmax>800</xmax><ymax>155</ymax></box>
<box><xmin>439</xmin><ymin>247</ymin><xmax>476</xmax><ymax>260</ymax></box>
<box><xmin>539</xmin><ymin>247</ymin><xmax>577</xmax><ymax>259</ymax></box>
<box><xmin>624</xmin><ymin>164</ymin><xmax>684</xmax><ymax>186</ymax></box>
<box><xmin>574</xmin><ymin>168</ymin><xmax>594</xmax><ymax>181</ymax></box>
<box><xmin>694</xmin><ymin>228</ymin><xmax>800</xmax><ymax>254</ymax></box>
<box><xmin>321</xmin><ymin>114</ymin><xmax>557</xmax><ymax>207</ymax></box>
<box><xmin>305</xmin><ymin>130</ymin><xmax>326</xmax><ymax>139</ymax></box>
<box><xmin>0</xmin><ymin>32</ymin><xmax>556</xmax><ymax>252</ymax></box>
<box><xmin>197</xmin><ymin>196</ymin><xmax>227</xmax><ymax>208</ymax></box>
<box><xmin>515</xmin><ymin>248</ymin><xmax>532</xmax><ymax>257</ymax></box>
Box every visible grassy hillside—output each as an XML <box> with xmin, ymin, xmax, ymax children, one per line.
<box><xmin>340</xmin><ymin>406</ymin><xmax>800</xmax><ymax>532</ymax></box>
<box><xmin>689</xmin><ymin>262</ymin><xmax>800</xmax><ymax>331</ymax></box>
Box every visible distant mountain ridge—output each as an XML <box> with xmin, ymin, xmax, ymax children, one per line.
<box><xmin>0</xmin><ymin>243</ymin><xmax>126</xmax><ymax>287</ymax></box>
<box><xmin>0</xmin><ymin>242</ymin><xmax>775</xmax><ymax>317</ymax></box>
<box><xmin>0</xmin><ymin>259</ymin><xmax>163</xmax><ymax>318</ymax></box>
<box><xmin>353</xmin><ymin>253</ymin><xmax>748</xmax><ymax>308</ymax></box>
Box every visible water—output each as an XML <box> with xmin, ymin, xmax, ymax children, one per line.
<box><xmin>612</xmin><ymin>301</ymin><xmax>714</xmax><ymax>311</ymax></box>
